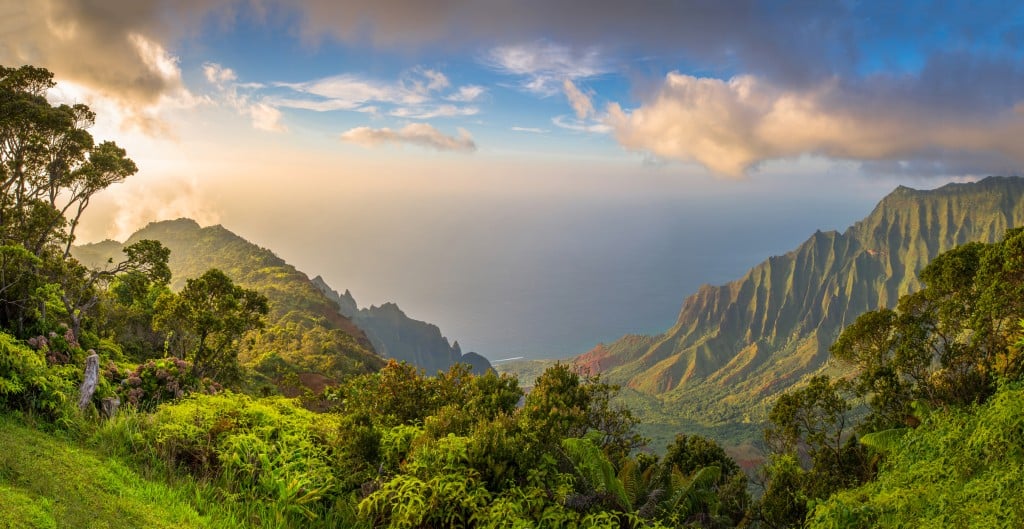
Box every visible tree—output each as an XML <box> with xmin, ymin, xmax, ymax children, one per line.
<box><xmin>659</xmin><ymin>434</ymin><xmax>749</xmax><ymax>527</ymax></box>
<box><xmin>831</xmin><ymin>229</ymin><xmax>1024</xmax><ymax>430</ymax></box>
<box><xmin>58</xmin><ymin>239</ymin><xmax>171</xmax><ymax>342</ymax></box>
<box><xmin>522</xmin><ymin>363</ymin><xmax>644</xmax><ymax>464</ymax></box>
<box><xmin>1</xmin><ymin>65</ymin><xmax>137</xmax><ymax>336</ymax></box>
<box><xmin>758</xmin><ymin>375</ymin><xmax>872</xmax><ymax>528</ymax></box>
<box><xmin>153</xmin><ymin>268</ymin><xmax>268</xmax><ymax>381</ymax></box>
<box><xmin>94</xmin><ymin>241</ymin><xmax>173</xmax><ymax>360</ymax></box>
<box><xmin>1</xmin><ymin>65</ymin><xmax>137</xmax><ymax>257</ymax></box>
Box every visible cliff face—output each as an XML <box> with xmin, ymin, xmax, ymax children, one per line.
<box><xmin>578</xmin><ymin>177</ymin><xmax>1024</xmax><ymax>422</ymax></box>
<box><xmin>314</xmin><ymin>278</ymin><xmax>492</xmax><ymax>375</ymax></box>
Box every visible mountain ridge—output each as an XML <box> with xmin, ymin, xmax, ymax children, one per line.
<box><xmin>312</xmin><ymin>276</ymin><xmax>492</xmax><ymax>374</ymax></box>
<box><xmin>73</xmin><ymin>219</ymin><xmax>489</xmax><ymax>380</ymax></box>
<box><xmin>576</xmin><ymin>176</ymin><xmax>1024</xmax><ymax>422</ymax></box>
<box><xmin>73</xmin><ymin>218</ymin><xmax>383</xmax><ymax>388</ymax></box>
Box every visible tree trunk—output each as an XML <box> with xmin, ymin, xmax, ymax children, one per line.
<box><xmin>77</xmin><ymin>351</ymin><xmax>99</xmax><ymax>411</ymax></box>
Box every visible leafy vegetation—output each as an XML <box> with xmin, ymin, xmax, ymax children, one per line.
<box><xmin>807</xmin><ymin>382</ymin><xmax>1024</xmax><ymax>528</ymax></box>
<box><xmin>756</xmin><ymin>227</ymin><xmax>1024</xmax><ymax>527</ymax></box>
<box><xmin>154</xmin><ymin>269</ymin><xmax>269</xmax><ymax>381</ymax></box>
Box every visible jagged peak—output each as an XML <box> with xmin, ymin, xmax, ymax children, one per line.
<box><xmin>879</xmin><ymin>176</ymin><xmax>1023</xmax><ymax>201</ymax></box>
<box><xmin>369</xmin><ymin>302</ymin><xmax>406</xmax><ymax>316</ymax></box>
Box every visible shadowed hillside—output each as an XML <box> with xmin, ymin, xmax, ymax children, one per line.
<box><xmin>313</xmin><ymin>277</ymin><xmax>492</xmax><ymax>374</ymax></box>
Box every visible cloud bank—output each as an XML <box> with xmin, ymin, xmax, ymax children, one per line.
<box><xmin>4</xmin><ymin>0</ymin><xmax>1022</xmax><ymax>178</ymax></box>
<box><xmin>340</xmin><ymin>123</ymin><xmax>477</xmax><ymax>152</ymax></box>
<box><xmin>607</xmin><ymin>70</ymin><xmax>1024</xmax><ymax>177</ymax></box>
<box><xmin>0</xmin><ymin>0</ymin><xmax>220</xmax><ymax>132</ymax></box>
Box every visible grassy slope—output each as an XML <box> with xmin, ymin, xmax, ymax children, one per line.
<box><xmin>0</xmin><ymin>417</ymin><xmax>237</xmax><ymax>529</ymax></box>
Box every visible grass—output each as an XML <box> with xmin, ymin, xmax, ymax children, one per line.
<box><xmin>0</xmin><ymin>415</ymin><xmax>242</xmax><ymax>529</ymax></box>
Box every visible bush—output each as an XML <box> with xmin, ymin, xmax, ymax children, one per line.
<box><xmin>0</xmin><ymin>331</ymin><xmax>75</xmax><ymax>424</ymax></box>
<box><xmin>105</xmin><ymin>357</ymin><xmax>209</xmax><ymax>411</ymax></box>
<box><xmin>139</xmin><ymin>392</ymin><xmax>343</xmax><ymax>526</ymax></box>
<box><xmin>808</xmin><ymin>383</ymin><xmax>1024</xmax><ymax>528</ymax></box>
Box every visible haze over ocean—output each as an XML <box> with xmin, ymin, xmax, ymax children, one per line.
<box><xmin>222</xmin><ymin>171</ymin><xmax>892</xmax><ymax>359</ymax></box>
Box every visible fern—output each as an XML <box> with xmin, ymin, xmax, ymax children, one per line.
<box><xmin>858</xmin><ymin>428</ymin><xmax>909</xmax><ymax>454</ymax></box>
<box><xmin>561</xmin><ymin>435</ymin><xmax>631</xmax><ymax>512</ymax></box>
<box><xmin>664</xmin><ymin>465</ymin><xmax>720</xmax><ymax>522</ymax></box>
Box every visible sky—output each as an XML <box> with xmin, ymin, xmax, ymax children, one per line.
<box><xmin>2</xmin><ymin>1</ymin><xmax>1023</xmax><ymax>358</ymax></box>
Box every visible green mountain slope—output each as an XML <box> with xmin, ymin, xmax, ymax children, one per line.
<box><xmin>72</xmin><ymin>219</ymin><xmax>384</xmax><ymax>386</ymax></box>
<box><xmin>577</xmin><ymin>176</ymin><xmax>1024</xmax><ymax>423</ymax></box>
<box><xmin>313</xmin><ymin>277</ymin><xmax>492</xmax><ymax>374</ymax></box>
<box><xmin>73</xmin><ymin>219</ymin><xmax>487</xmax><ymax>381</ymax></box>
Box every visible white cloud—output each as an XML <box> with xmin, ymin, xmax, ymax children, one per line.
<box><xmin>274</xmin><ymin>68</ymin><xmax>479</xmax><ymax>118</ymax></box>
<box><xmin>605</xmin><ymin>72</ymin><xmax>1024</xmax><ymax>178</ymax></box>
<box><xmin>203</xmin><ymin>62</ymin><xmax>287</xmax><ymax>133</ymax></box>
<box><xmin>447</xmin><ymin>85</ymin><xmax>486</xmax><ymax>102</ymax></box>
<box><xmin>552</xmin><ymin>115</ymin><xmax>611</xmax><ymax>134</ymax></box>
<box><xmin>280</xmin><ymin>75</ymin><xmax>409</xmax><ymax>106</ymax></box>
<box><xmin>46</xmin><ymin>53</ymin><xmax>205</xmax><ymax>139</ymax></box>
<box><xmin>128</xmin><ymin>33</ymin><xmax>181</xmax><ymax>84</ymax></box>
<box><xmin>511</xmin><ymin>126</ymin><xmax>549</xmax><ymax>133</ymax></box>
<box><xmin>563</xmin><ymin>79</ymin><xmax>594</xmax><ymax>119</ymax></box>
<box><xmin>203</xmin><ymin>62</ymin><xmax>237</xmax><ymax>85</ymax></box>
<box><xmin>340</xmin><ymin>123</ymin><xmax>477</xmax><ymax>152</ymax></box>
<box><xmin>485</xmin><ymin>40</ymin><xmax>608</xmax><ymax>95</ymax></box>
<box><xmin>265</xmin><ymin>96</ymin><xmax>360</xmax><ymax>112</ymax></box>
<box><xmin>249</xmin><ymin>103</ymin><xmax>287</xmax><ymax>132</ymax></box>
<box><xmin>390</xmin><ymin>105</ymin><xmax>480</xmax><ymax>119</ymax></box>
<box><xmin>412</xmin><ymin>67</ymin><xmax>450</xmax><ymax>91</ymax></box>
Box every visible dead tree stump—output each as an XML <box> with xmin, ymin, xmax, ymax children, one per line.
<box><xmin>77</xmin><ymin>351</ymin><xmax>99</xmax><ymax>412</ymax></box>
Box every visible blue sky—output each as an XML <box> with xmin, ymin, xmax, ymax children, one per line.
<box><xmin>3</xmin><ymin>1</ymin><xmax>1023</xmax><ymax>357</ymax></box>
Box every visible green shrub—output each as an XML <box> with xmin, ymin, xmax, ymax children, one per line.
<box><xmin>808</xmin><ymin>383</ymin><xmax>1024</xmax><ymax>528</ymax></box>
<box><xmin>105</xmin><ymin>357</ymin><xmax>207</xmax><ymax>411</ymax></box>
<box><xmin>139</xmin><ymin>392</ymin><xmax>343</xmax><ymax>526</ymax></box>
<box><xmin>0</xmin><ymin>331</ymin><xmax>75</xmax><ymax>424</ymax></box>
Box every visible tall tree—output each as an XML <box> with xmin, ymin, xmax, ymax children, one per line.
<box><xmin>0</xmin><ymin>65</ymin><xmax>136</xmax><ymax>257</ymax></box>
<box><xmin>154</xmin><ymin>268</ymin><xmax>269</xmax><ymax>381</ymax></box>
<box><xmin>0</xmin><ymin>65</ymin><xmax>137</xmax><ymax>336</ymax></box>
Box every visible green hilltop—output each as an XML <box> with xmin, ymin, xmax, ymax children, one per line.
<box><xmin>73</xmin><ymin>219</ymin><xmax>490</xmax><ymax>385</ymax></box>
<box><xmin>73</xmin><ymin>219</ymin><xmax>382</xmax><ymax>389</ymax></box>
